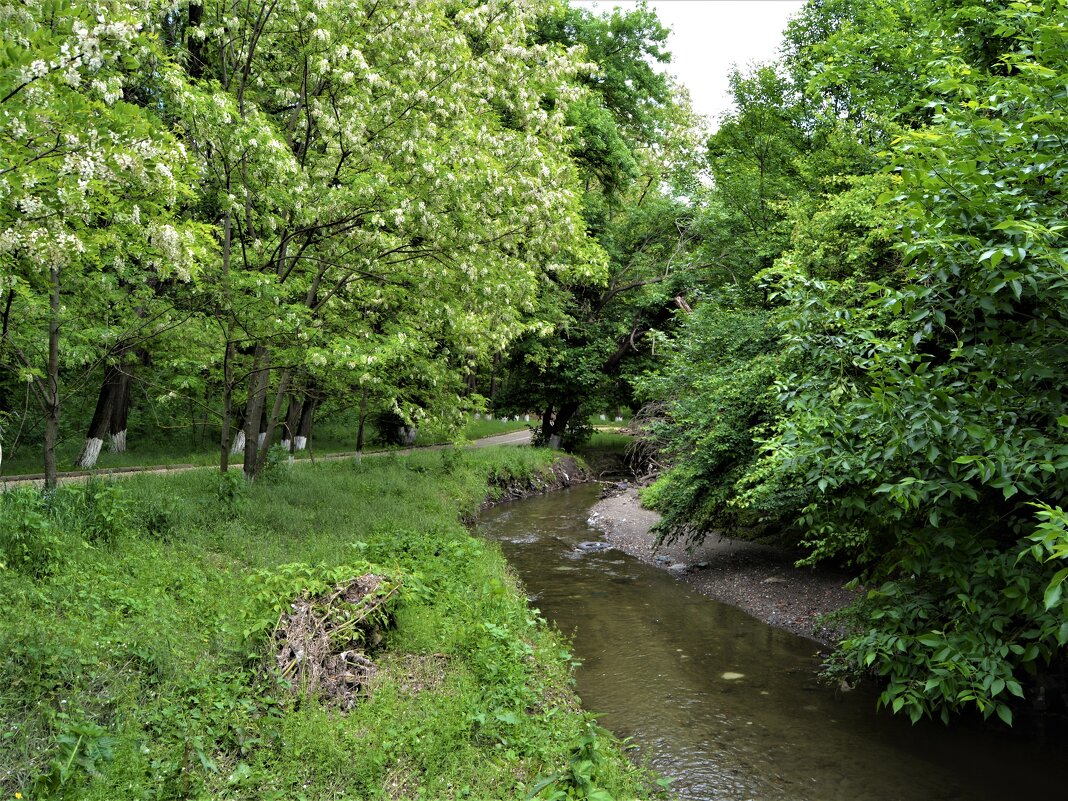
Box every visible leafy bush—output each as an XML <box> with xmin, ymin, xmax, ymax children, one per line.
<box><xmin>529</xmin><ymin>723</ymin><xmax>638</xmax><ymax>801</ymax></box>
<box><xmin>69</xmin><ymin>479</ymin><xmax>134</xmax><ymax>546</ymax></box>
<box><xmin>0</xmin><ymin>489</ymin><xmax>67</xmax><ymax>578</ymax></box>
<box><xmin>216</xmin><ymin>468</ymin><xmax>246</xmax><ymax>504</ymax></box>
<box><xmin>826</xmin><ymin>524</ymin><xmax>1068</xmax><ymax>725</ymax></box>
<box><xmin>635</xmin><ymin>302</ymin><xmax>798</xmax><ymax>543</ymax></box>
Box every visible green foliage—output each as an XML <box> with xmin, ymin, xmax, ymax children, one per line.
<box><xmin>825</xmin><ymin>527</ymin><xmax>1067</xmax><ymax>726</ymax></box>
<box><xmin>33</xmin><ymin>717</ymin><xmax>117</xmax><ymax>796</ymax></box>
<box><xmin>496</xmin><ymin>3</ymin><xmax>699</xmax><ymax>448</ymax></box>
<box><xmin>63</xmin><ymin>479</ymin><xmax>134</xmax><ymax>546</ymax></box>
<box><xmin>1027</xmin><ymin>504</ymin><xmax>1068</xmax><ymax>611</ymax></box>
<box><xmin>637</xmin><ymin>303</ymin><xmax>796</xmax><ymax>540</ymax></box>
<box><xmin>637</xmin><ymin>0</ymin><xmax>1068</xmax><ymax>724</ymax></box>
<box><xmin>256</xmin><ymin>445</ymin><xmax>291</xmax><ymax>485</ymax></box>
<box><xmin>0</xmin><ymin>480</ymin><xmax>134</xmax><ymax>577</ymax></box>
<box><xmin>0</xmin><ymin>488</ymin><xmax>66</xmax><ymax>578</ymax></box>
<box><xmin>537</xmin><ymin>1</ymin><xmax>673</xmax><ymax>147</ymax></box>
<box><xmin>215</xmin><ymin>468</ymin><xmax>246</xmax><ymax>504</ymax></box>
<box><xmin>240</xmin><ymin>561</ymin><xmax>399</xmax><ymax>646</ymax></box>
<box><xmin>0</xmin><ymin>449</ymin><xmax>649</xmax><ymax>799</ymax></box>
<box><xmin>528</xmin><ymin>723</ymin><xmax>631</xmax><ymax>801</ymax></box>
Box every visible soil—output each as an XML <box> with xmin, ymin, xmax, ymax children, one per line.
<box><xmin>587</xmin><ymin>487</ymin><xmax>859</xmax><ymax>649</ymax></box>
<box><xmin>479</xmin><ymin>455</ymin><xmax>589</xmax><ymax>510</ymax></box>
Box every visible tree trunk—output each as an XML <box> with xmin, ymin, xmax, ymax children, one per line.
<box><xmin>355</xmin><ymin>414</ymin><xmax>366</xmax><ymax>460</ymax></box>
<box><xmin>293</xmin><ymin>392</ymin><xmax>318</xmax><ymax>451</ymax></box>
<box><xmin>75</xmin><ymin>365</ymin><xmax>122</xmax><ymax>468</ymax></box>
<box><xmin>229</xmin><ymin>403</ymin><xmax>246</xmax><ymax>454</ymax></box>
<box><xmin>108</xmin><ymin>366</ymin><xmax>132</xmax><ymax>452</ymax></box>
<box><xmin>43</xmin><ymin>266</ymin><xmax>61</xmax><ymax>489</ymax></box>
<box><xmin>257</xmin><ymin>405</ymin><xmax>268</xmax><ymax>449</ymax></box>
<box><xmin>540</xmin><ymin>400</ymin><xmax>579</xmax><ymax>449</ymax></box>
<box><xmin>281</xmin><ymin>393</ymin><xmax>301</xmax><ymax>451</ymax></box>
<box><xmin>242</xmin><ymin>346</ymin><xmax>270</xmax><ymax>479</ymax></box>
<box><xmin>186</xmin><ymin>3</ymin><xmax>206</xmax><ymax>79</ymax></box>
<box><xmin>489</xmin><ymin>353</ymin><xmax>500</xmax><ymax>401</ymax></box>
<box><xmin>254</xmin><ymin>368</ymin><xmax>290</xmax><ymax>474</ymax></box>
<box><xmin>218</xmin><ymin>204</ymin><xmax>234</xmax><ymax>474</ymax></box>
<box><xmin>354</xmin><ymin>389</ymin><xmax>368</xmax><ymax>463</ymax></box>
<box><xmin>220</xmin><ymin>339</ymin><xmax>235</xmax><ymax>473</ymax></box>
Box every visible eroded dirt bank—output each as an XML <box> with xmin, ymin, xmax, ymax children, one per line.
<box><xmin>479</xmin><ymin>455</ymin><xmax>589</xmax><ymax>510</ymax></box>
<box><xmin>587</xmin><ymin>487</ymin><xmax>858</xmax><ymax>648</ymax></box>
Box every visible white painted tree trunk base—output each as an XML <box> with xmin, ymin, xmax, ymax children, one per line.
<box><xmin>109</xmin><ymin>429</ymin><xmax>127</xmax><ymax>453</ymax></box>
<box><xmin>281</xmin><ymin>439</ymin><xmax>291</xmax><ymax>451</ymax></box>
<box><xmin>293</xmin><ymin>436</ymin><xmax>307</xmax><ymax>451</ymax></box>
<box><xmin>75</xmin><ymin>437</ymin><xmax>104</xmax><ymax>469</ymax></box>
<box><xmin>257</xmin><ymin>432</ymin><xmax>266</xmax><ymax>448</ymax></box>
<box><xmin>230</xmin><ymin>430</ymin><xmax>246</xmax><ymax>455</ymax></box>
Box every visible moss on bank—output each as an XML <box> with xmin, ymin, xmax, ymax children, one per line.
<box><xmin>0</xmin><ymin>447</ymin><xmax>654</xmax><ymax>800</ymax></box>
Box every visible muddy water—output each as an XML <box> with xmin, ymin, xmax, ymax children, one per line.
<box><xmin>479</xmin><ymin>484</ymin><xmax>1065</xmax><ymax>801</ymax></box>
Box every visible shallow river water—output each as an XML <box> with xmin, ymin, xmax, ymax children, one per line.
<box><xmin>478</xmin><ymin>484</ymin><xmax>1066</xmax><ymax>801</ymax></box>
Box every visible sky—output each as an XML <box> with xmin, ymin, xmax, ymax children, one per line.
<box><xmin>571</xmin><ymin>0</ymin><xmax>807</xmax><ymax>126</ymax></box>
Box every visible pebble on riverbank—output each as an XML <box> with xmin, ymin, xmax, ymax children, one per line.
<box><xmin>587</xmin><ymin>488</ymin><xmax>858</xmax><ymax>649</ymax></box>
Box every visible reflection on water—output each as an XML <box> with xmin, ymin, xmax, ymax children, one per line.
<box><xmin>479</xmin><ymin>485</ymin><xmax>1066</xmax><ymax>801</ymax></box>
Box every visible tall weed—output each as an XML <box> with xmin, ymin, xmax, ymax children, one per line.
<box><xmin>0</xmin><ymin>489</ymin><xmax>66</xmax><ymax>578</ymax></box>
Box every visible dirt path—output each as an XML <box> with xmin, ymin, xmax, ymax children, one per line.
<box><xmin>0</xmin><ymin>429</ymin><xmax>533</xmax><ymax>490</ymax></box>
<box><xmin>587</xmin><ymin>487</ymin><xmax>858</xmax><ymax>649</ymax></box>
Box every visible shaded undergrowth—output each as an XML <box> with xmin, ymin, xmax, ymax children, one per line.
<box><xmin>0</xmin><ymin>447</ymin><xmax>654</xmax><ymax>800</ymax></box>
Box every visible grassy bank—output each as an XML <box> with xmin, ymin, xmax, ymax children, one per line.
<box><xmin>0</xmin><ymin>447</ymin><xmax>654</xmax><ymax>800</ymax></box>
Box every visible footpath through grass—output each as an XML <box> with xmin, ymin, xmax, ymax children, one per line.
<box><xmin>0</xmin><ymin>416</ymin><xmax>530</xmax><ymax>478</ymax></box>
<box><xmin>0</xmin><ymin>447</ymin><xmax>656</xmax><ymax>800</ymax></box>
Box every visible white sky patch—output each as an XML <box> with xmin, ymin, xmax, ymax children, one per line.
<box><xmin>571</xmin><ymin>0</ymin><xmax>807</xmax><ymax>129</ymax></box>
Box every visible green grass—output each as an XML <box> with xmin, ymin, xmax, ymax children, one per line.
<box><xmin>576</xmin><ymin>432</ymin><xmax>635</xmax><ymax>479</ymax></box>
<box><xmin>585</xmin><ymin>432</ymin><xmax>633</xmax><ymax>450</ymax></box>
<box><xmin>0</xmin><ymin>415</ymin><xmax>529</xmax><ymax>478</ymax></box>
<box><xmin>587</xmin><ymin>413</ymin><xmax>631</xmax><ymax>427</ymax></box>
<box><xmin>0</xmin><ymin>448</ymin><xmax>655</xmax><ymax>800</ymax></box>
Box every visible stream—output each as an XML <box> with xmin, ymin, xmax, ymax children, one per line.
<box><xmin>478</xmin><ymin>484</ymin><xmax>1066</xmax><ymax>801</ymax></box>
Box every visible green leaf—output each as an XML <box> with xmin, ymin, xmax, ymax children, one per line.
<box><xmin>995</xmin><ymin>704</ymin><xmax>1013</xmax><ymax>726</ymax></box>
<box><xmin>1043</xmin><ymin>569</ymin><xmax>1068</xmax><ymax>610</ymax></box>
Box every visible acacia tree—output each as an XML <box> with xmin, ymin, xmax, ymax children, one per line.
<box><xmin>0</xmin><ymin>0</ymin><xmax>210</xmax><ymax>486</ymax></box>
<box><xmin>173</xmin><ymin>0</ymin><xmax>596</xmax><ymax>478</ymax></box>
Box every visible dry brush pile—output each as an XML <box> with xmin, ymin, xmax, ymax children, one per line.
<box><xmin>270</xmin><ymin>573</ymin><xmax>402</xmax><ymax>710</ymax></box>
